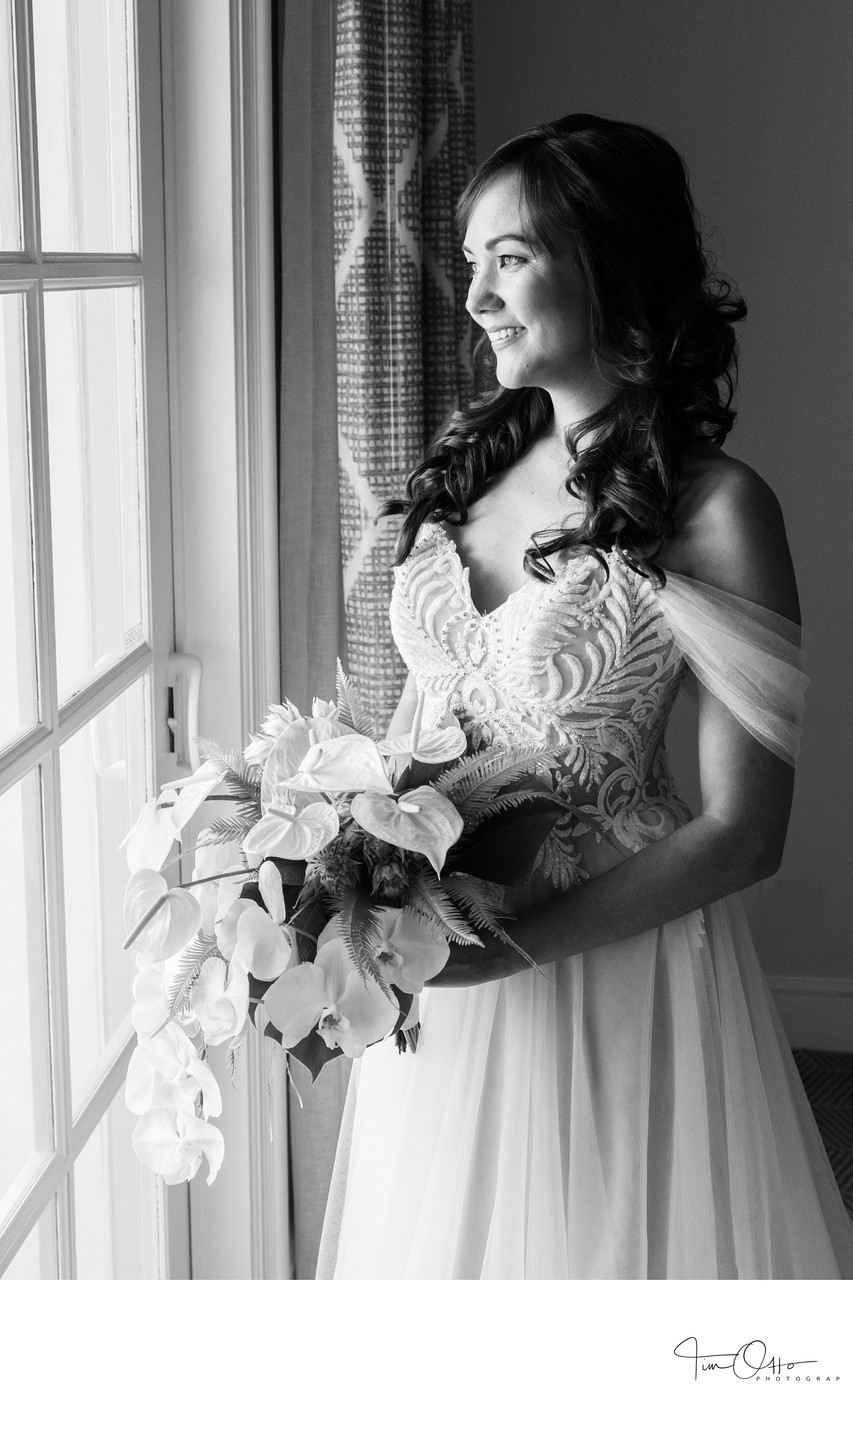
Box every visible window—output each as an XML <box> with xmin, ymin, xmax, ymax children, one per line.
<box><xmin>0</xmin><ymin>0</ymin><xmax>177</xmax><ymax>1278</ymax></box>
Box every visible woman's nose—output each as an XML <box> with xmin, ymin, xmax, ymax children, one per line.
<box><xmin>465</xmin><ymin>265</ymin><xmax>501</xmax><ymax>318</ymax></box>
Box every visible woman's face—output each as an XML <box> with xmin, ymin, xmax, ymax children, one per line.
<box><xmin>462</xmin><ymin>168</ymin><xmax>594</xmax><ymax>394</ymax></box>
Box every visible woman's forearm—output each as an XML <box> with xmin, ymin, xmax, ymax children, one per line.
<box><xmin>431</xmin><ymin>812</ymin><xmax>778</xmax><ymax>987</ymax></box>
<box><xmin>519</xmin><ymin>813</ymin><xmax>773</xmax><ymax>963</ymax></box>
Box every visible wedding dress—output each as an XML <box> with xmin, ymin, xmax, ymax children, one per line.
<box><xmin>316</xmin><ymin>520</ymin><xmax>853</xmax><ymax>1279</ymax></box>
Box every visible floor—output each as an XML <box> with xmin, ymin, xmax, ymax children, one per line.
<box><xmin>793</xmin><ymin>1049</ymin><xmax>853</xmax><ymax>1220</ymax></box>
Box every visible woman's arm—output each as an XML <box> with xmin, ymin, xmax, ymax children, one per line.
<box><xmin>428</xmin><ymin>461</ymin><xmax>801</xmax><ymax>987</ymax></box>
<box><xmin>385</xmin><ymin>670</ymin><xmax>420</xmax><ymax>739</ymax></box>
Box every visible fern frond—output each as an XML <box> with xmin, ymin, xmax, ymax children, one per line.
<box><xmin>197</xmin><ymin>737</ymin><xmax>234</xmax><ymax>770</ymax></box>
<box><xmin>161</xmin><ymin>933</ymin><xmax>222</xmax><ymax>1027</ymax></box>
<box><xmin>337</xmin><ymin>890</ymin><xmax>390</xmax><ymax>997</ymax></box>
<box><xmin>335</xmin><ymin>660</ymin><xmax>376</xmax><ymax>739</ymax></box>
<box><xmin>194</xmin><ymin>814</ymin><xmax>256</xmax><ymax>848</ymax></box>
<box><xmin>405</xmin><ymin>874</ymin><xmax>482</xmax><ymax>945</ymax></box>
<box><xmin>443</xmin><ymin>875</ymin><xmax>541</xmax><ymax>971</ymax></box>
<box><xmin>435</xmin><ymin>746</ymin><xmax>553</xmax><ymax>803</ymax></box>
<box><xmin>459</xmin><ymin>786</ymin><xmax>566</xmax><ymax>831</ymax></box>
<box><xmin>227</xmin><ymin>1031</ymin><xmax>245</xmax><ymax>1085</ymax></box>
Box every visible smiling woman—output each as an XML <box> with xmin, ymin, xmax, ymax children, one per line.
<box><xmin>314</xmin><ymin>113</ymin><xmax>853</xmax><ymax>1280</ymax></box>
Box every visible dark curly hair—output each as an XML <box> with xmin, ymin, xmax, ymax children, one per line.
<box><xmin>385</xmin><ymin>113</ymin><xmax>747</xmax><ymax>584</ymax></box>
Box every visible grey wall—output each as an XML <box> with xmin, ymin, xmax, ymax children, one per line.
<box><xmin>472</xmin><ymin>0</ymin><xmax>853</xmax><ymax>979</ymax></box>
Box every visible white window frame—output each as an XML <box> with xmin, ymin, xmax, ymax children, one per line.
<box><xmin>160</xmin><ymin>0</ymin><xmax>286</xmax><ymax>1279</ymax></box>
<box><xmin>0</xmin><ymin>0</ymin><xmax>178</xmax><ymax>1278</ymax></box>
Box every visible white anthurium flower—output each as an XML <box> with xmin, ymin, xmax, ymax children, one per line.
<box><xmin>262</xmin><ymin>926</ymin><xmax>397</xmax><ymax>1059</ymax></box>
<box><xmin>159</xmin><ymin>759</ymin><xmax>226</xmax><ymax>836</ymax></box>
<box><xmin>232</xmin><ymin>905</ymin><xmax>296</xmax><ymax>982</ymax></box>
<box><xmin>242</xmin><ymin>799</ymin><xmax>339</xmax><ymax>868</ymax></box>
<box><xmin>189</xmin><ymin>953</ymin><xmax>250</xmax><ymax>1047</ymax></box>
<box><xmin>378</xmin><ymin>725</ymin><xmax>467</xmax><ymax>764</ymax></box>
<box><xmin>283</xmin><ymin>733</ymin><xmax>394</xmax><ymax>795</ymax></box>
<box><xmin>120</xmin><ymin>797</ymin><xmax>178</xmax><ymax>874</ymax></box>
<box><xmin>258</xmin><ymin>859</ymin><xmax>287</xmax><ymax>924</ymax></box>
<box><xmin>260</xmin><ymin>714</ymin><xmax>349</xmax><ymax>807</ymax></box>
<box><xmin>131</xmin><ymin>964</ymin><xmax>168</xmax><ymax>1038</ymax></box>
<box><xmin>124</xmin><ymin>869</ymin><xmax>203</xmax><ymax>962</ymax></box>
<box><xmin>351</xmin><ymin>785</ymin><xmax>464</xmax><ymax>876</ymax></box>
<box><xmin>132</xmin><ymin>1107</ymin><xmax>225</xmax><ymax>1185</ymax></box>
<box><xmin>125</xmin><ymin>1022</ymin><xmax>222</xmax><ymax>1118</ymax></box>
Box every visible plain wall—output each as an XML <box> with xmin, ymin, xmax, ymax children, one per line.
<box><xmin>472</xmin><ymin>0</ymin><xmax>853</xmax><ymax>980</ymax></box>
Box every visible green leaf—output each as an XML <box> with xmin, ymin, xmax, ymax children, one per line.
<box><xmin>405</xmin><ymin>873</ymin><xmax>482</xmax><ymax>945</ymax></box>
<box><xmin>335</xmin><ymin>660</ymin><xmax>376</xmax><ymax>739</ymax></box>
<box><xmin>443</xmin><ymin>874</ymin><xmax>539</xmax><ymax>970</ymax></box>
<box><xmin>449</xmin><ymin>798</ymin><xmax>565</xmax><ymax>884</ymax></box>
<box><xmin>288</xmin><ymin>886</ymin><xmax>332</xmax><ymax>964</ymax></box>
<box><xmin>162</xmin><ymin>932</ymin><xmax>222</xmax><ymax>1025</ymax></box>
<box><xmin>286</xmin><ymin>1027</ymin><xmax>344</xmax><ymax>1082</ymax></box>
<box><xmin>435</xmin><ymin>746</ymin><xmax>550</xmax><ymax>803</ymax></box>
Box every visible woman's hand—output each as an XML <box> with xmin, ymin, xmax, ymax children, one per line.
<box><xmin>425</xmin><ymin>932</ymin><xmax>532</xmax><ymax>988</ymax></box>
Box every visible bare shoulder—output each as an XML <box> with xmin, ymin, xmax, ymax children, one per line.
<box><xmin>663</xmin><ymin>442</ymin><xmax>800</xmax><ymax>623</ymax></box>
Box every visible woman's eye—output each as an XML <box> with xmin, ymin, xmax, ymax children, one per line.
<box><xmin>497</xmin><ymin>254</ymin><xmax>525</xmax><ymax>269</ymax></box>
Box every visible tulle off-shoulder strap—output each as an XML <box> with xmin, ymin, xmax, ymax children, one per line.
<box><xmin>656</xmin><ymin>570</ymin><xmax>808</xmax><ymax>764</ymax></box>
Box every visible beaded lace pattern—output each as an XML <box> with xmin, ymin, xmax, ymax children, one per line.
<box><xmin>389</xmin><ymin>520</ymin><xmax>693</xmax><ymax>886</ymax></box>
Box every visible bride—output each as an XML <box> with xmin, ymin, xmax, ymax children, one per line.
<box><xmin>316</xmin><ymin>113</ymin><xmax>853</xmax><ymax>1279</ymax></box>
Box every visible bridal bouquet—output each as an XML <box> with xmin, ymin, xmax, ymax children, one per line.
<box><xmin>121</xmin><ymin>664</ymin><xmax>565</xmax><ymax>1185</ymax></box>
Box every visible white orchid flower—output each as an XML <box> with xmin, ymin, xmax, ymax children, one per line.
<box><xmin>131</xmin><ymin>964</ymin><xmax>169</xmax><ymax>1038</ymax></box>
<box><xmin>242</xmin><ymin>798</ymin><xmax>340</xmax><ymax>867</ymax></box>
<box><xmin>231</xmin><ymin>904</ymin><xmax>296</xmax><ymax>982</ymax></box>
<box><xmin>258</xmin><ymin>859</ymin><xmax>287</xmax><ymax>924</ymax></box>
<box><xmin>260</xmin><ymin>714</ymin><xmax>348</xmax><ymax>807</ymax></box>
<box><xmin>262</xmin><ymin>926</ymin><xmax>397</xmax><ymax>1060</ymax></box>
<box><xmin>282</xmin><ymin>733</ymin><xmax>394</xmax><ymax>795</ymax></box>
<box><xmin>351</xmin><ymin>785</ymin><xmax>463</xmax><ymax>875</ymax></box>
<box><xmin>125</xmin><ymin>1023</ymin><xmax>222</xmax><ymax>1118</ymax></box>
<box><xmin>132</xmin><ymin>1107</ymin><xmax>225</xmax><ymax>1185</ymax></box>
<box><xmin>316</xmin><ymin>909</ymin><xmax>449</xmax><ymax>996</ymax></box>
<box><xmin>215</xmin><ymin>896</ymin><xmax>259</xmax><ymax>961</ymax></box>
<box><xmin>123</xmin><ymin>869</ymin><xmax>202</xmax><ymax>962</ymax></box>
<box><xmin>189</xmin><ymin>953</ymin><xmax>250</xmax><ymax>1047</ymax></box>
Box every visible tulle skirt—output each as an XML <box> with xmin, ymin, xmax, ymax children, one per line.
<box><xmin>316</xmin><ymin>895</ymin><xmax>853</xmax><ymax>1279</ymax></box>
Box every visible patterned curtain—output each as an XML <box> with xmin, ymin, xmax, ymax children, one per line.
<box><xmin>334</xmin><ymin>0</ymin><xmax>475</xmax><ymax>731</ymax></box>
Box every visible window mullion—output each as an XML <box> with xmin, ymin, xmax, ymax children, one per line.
<box><xmin>13</xmin><ymin>0</ymin><xmax>41</xmax><ymax>259</ymax></box>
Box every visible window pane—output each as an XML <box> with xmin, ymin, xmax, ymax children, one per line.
<box><xmin>44</xmin><ymin>285</ymin><xmax>147</xmax><ymax>707</ymax></box>
<box><xmin>0</xmin><ymin>769</ymin><xmax>52</xmax><ymax>1212</ymax></box>
<box><xmin>74</xmin><ymin>1093</ymin><xmax>161</xmax><ymax>1278</ymax></box>
<box><xmin>31</xmin><ymin>0</ymin><xmax>138</xmax><ymax>253</ymax></box>
<box><xmin>60</xmin><ymin>676</ymin><xmax>150</xmax><ymax>1109</ymax></box>
<box><xmin>0</xmin><ymin>291</ymin><xmax>38</xmax><ymax>749</ymax></box>
<box><xmin>0</xmin><ymin>0</ymin><xmax>22</xmax><ymax>250</ymax></box>
<box><xmin>1</xmin><ymin>1199</ymin><xmax>58</xmax><ymax>1279</ymax></box>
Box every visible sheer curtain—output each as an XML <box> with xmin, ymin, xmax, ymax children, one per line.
<box><xmin>276</xmin><ymin>0</ymin><xmax>474</xmax><ymax>1278</ymax></box>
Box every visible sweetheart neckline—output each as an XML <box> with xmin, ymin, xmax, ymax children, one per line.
<box><xmin>422</xmin><ymin>519</ymin><xmax>616</xmax><ymax>621</ymax></box>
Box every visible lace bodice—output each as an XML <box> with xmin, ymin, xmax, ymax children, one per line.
<box><xmin>389</xmin><ymin>519</ymin><xmax>808</xmax><ymax>888</ymax></box>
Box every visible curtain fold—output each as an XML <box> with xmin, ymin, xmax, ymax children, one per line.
<box><xmin>276</xmin><ymin>0</ymin><xmax>474</xmax><ymax>1279</ymax></box>
<box><xmin>334</xmin><ymin>0</ymin><xmax>475</xmax><ymax>730</ymax></box>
